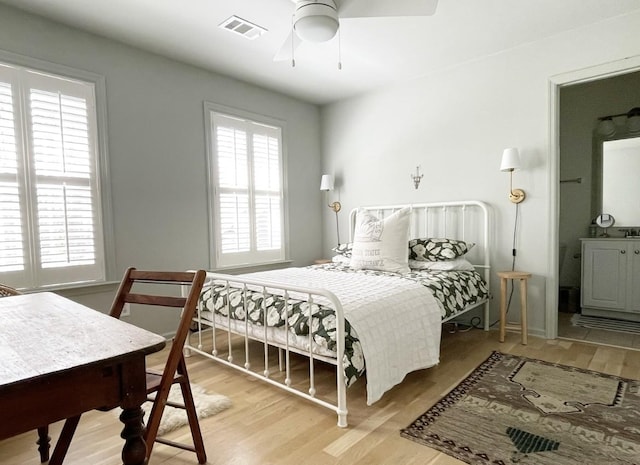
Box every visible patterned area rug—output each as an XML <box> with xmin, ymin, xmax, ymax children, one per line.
<box><xmin>401</xmin><ymin>352</ymin><xmax>640</xmax><ymax>464</ymax></box>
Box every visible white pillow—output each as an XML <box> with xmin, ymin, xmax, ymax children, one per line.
<box><xmin>408</xmin><ymin>257</ymin><xmax>475</xmax><ymax>271</ymax></box>
<box><xmin>349</xmin><ymin>207</ymin><xmax>411</xmax><ymax>274</ymax></box>
<box><xmin>332</xmin><ymin>254</ymin><xmax>350</xmax><ymax>264</ymax></box>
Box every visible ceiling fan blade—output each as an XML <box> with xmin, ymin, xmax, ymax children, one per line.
<box><xmin>273</xmin><ymin>29</ymin><xmax>302</xmax><ymax>62</ymax></box>
<box><xmin>336</xmin><ymin>0</ymin><xmax>438</xmax><ymax>19</ymax></box>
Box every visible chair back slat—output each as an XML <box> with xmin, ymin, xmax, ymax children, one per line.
<box><xmin>124</xmin><ymin>293</ymin><xmax>187</xmax><ymax>308</ymax></box>
<box><xmin>128</xmin><ymin>270</ymin><xmax>198</xmax><ymax>283</ymax></box>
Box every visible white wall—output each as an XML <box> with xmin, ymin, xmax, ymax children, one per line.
<box><xmin>0</xmin><ymin>4</ymin><xmax>323</xmax><ymax>334</ymax></box>
<box><xmin>321</xmin><ymin>11</ymin><xmax>640</xmax><ymax>336</ymax></box>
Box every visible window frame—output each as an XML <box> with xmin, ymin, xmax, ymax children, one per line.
<box><xmin>0</xmin><ymin>50</ymin><xmax>114</xmax><ymax>290</ymax></box>
<box><xmin>204</xmin><ymin>102</ymin><xmax>289</xmax><ymax>270</ymax></box>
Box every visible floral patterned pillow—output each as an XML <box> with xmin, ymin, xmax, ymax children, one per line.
<box><xmin>409</xmin><ymin>237</ymin><xmax>475</xmax><ymax>261</ymax></box>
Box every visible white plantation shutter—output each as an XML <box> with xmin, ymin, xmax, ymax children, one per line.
<box><xmin>0</xmin><ymin>80</ymin><xmax>25</xmax><ymax>273</ymax></box>
<box><xmin>217</xmin><ymin>123</ymin><xmax>250</xmax><ymax>253</ymax></box>
<box><xmin>253</xmin><ymin>131</ymin><xmax>281</xmax><ymax>251</ymax></box>
<box><xmin>0</xmin><ymin>63</ymin><xmax>105</xmax><ymax>289</ymax></box>
<box><xmin>210</xmin><ymin>111</ymin><xmax>285</xmax><ymax>267</ymax></box>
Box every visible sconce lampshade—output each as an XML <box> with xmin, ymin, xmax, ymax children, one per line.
<box><xmin>320</xmin><ymin>174</ymin><xmax>334</xmax><ymax>191</ymax></box>
<box><xmin>628</xmin><ymin>107</ymin><xmax>640</xmax><ymax>133</ymax></box>
<box><xmin>597</xmin><ymin>117</ymin><xmax>617</xmax><ymax>137</ymax></box>
<box><xmin>500</xmin><ymin>148</ymin><xmax>521</xmax><ymax>172</ymax></box>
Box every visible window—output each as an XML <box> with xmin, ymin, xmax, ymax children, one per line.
<box><xmin>206</xmin><ymin>106</ymin><xmax>286</xmax><ymax>268</ymax></box>
<box><xmin>0</xmin><ymin>61</ymin><xmax>107</xmax><ymax>289</ymax></box>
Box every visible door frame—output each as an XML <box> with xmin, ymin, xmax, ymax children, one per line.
<box><xmin>547</xmin><ymin>55</ymin><xmax>640</xmax><ymax>339</ymax></box>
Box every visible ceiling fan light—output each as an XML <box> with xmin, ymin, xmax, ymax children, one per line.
<box><xmin>294</xmin><ymin>2</ymin><xmax>339</xmax><ymax>43</ymax></box>
<box><xmin>295</xmin><ymin>16</ymin><xmax>338</xmax><ymax>42</ymax></box>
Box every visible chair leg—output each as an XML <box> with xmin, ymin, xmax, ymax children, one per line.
<box><xmin>49</xmin><ymin>415</ymin><xmax>81</xmax><ymax>465</ymax></box>
<box><xmin>143</xmin><ymin>384</ymin><xmax>171</xmax><ymax>461</ymax></box>
<box><xmin>36</xmin><ymin>426</ymin><xmax>50</xmax><ymax>463</ymax></box>
<box><xmin>177</xmin><ymin>358</ymin><xmax>207</xmax><ymax>464</ymax></box>
<box><xmin>145</xmin><ymin>358</ymin><xmax>207</xmax><ymax>464</ymax></box>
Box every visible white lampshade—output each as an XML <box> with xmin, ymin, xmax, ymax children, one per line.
<box><xmin>500</xmin><ymin>148</ymin><xmax>521</xmax><ymax>172</ymax></box>
<box><xmin>597</xmin><ymin>118</ymin><xmax>616</xmax><ymax>137</ymax></box>
<box><xmin>628</xmin><ymin>107</ymin><xmax>640</xmax><ymax>133</ymax></box>
<box><xmin>294</xmin><ymin>2</ymin><xmax>339</xmax><ymax>42</ymax></box>
<box><xmin>320</xmin><ymin>174</ymin><xmax>334</xmax><ymax>191</ymax></box>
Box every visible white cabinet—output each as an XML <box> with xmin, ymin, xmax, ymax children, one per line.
<box><xmin>581</xmin><ymin>238</ymin><xmax>640</xmax><ymax>321</ymax></box>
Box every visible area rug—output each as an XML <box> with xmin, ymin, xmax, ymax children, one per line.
<box><xmin>571</xmin><ymin>313</ymin><xmax>640</xmax><ymax>335</ymax></box>
<box><xmin>401</xmin><ymin>351</ymin><xmax>640</xmax><ymax>465</ymax></box>
<box><xmin>142</xmin><ymin>384</ymin><xmax>231</xmax><ymax>435</ymax></box>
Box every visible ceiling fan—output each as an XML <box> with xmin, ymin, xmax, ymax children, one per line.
<box><xmin>274</xmin><ymin>0</ymin><xmax>439</xmax><ymax>63</ymax></box>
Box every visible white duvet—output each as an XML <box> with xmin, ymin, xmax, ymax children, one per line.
<box><xmin>247</xmin><ymin>267</ymin><xmax>442</xmax><ymax>405</ymax></box>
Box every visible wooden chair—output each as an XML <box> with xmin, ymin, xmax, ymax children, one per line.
<box><xmin>0</xmin><ymin>284</ymin><xmax>51</xmax><ymax>463</ymax></box>
<box><xmin>109</xmin><ymin>268</ymin><xmax>208</xmax><ymax>464</ymax></box>
<box><xmin>48</xmin><ymin>268</ymin><xmax>208</xmax><ymax>465</ymax></box>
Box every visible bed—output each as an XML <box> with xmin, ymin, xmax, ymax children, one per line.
<box><xmin>184</xmin><ymin>200</ymin><xmax>491</xmax><ymax>427</ymax></box>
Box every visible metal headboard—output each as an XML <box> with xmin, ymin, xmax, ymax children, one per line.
<box><xmin>349</xmin><ymin>200</ymin><xmax>492</xmax><ymax>328</ymax></box>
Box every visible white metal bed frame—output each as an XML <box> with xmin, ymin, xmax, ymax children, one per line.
<box><xmin>184</xmin><ymin>200</ymin><xmax>491</xmax><ymax>427</ymax></box>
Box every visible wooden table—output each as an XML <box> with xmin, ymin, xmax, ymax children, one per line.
<box><xmin>0</xmin><ymin>292</ymin><xmax>166</xmax><ymax>465</ymax></box>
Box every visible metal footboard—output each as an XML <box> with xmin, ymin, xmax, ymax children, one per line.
<box><xmin>184</xmin><ymin>272</ymin><xmax>349</xmax><ymax>428</ymax></box>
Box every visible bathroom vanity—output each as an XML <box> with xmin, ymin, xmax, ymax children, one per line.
<box><xmin>581</xmin><ymin>238</ymin><xmax>640</xmax><ymax>321</ymax></box>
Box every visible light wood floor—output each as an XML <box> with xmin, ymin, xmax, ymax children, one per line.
<box><xmin>3</xmin><ymin>327</ymin><xmax>640</xmax><ymax>465</ymax></box>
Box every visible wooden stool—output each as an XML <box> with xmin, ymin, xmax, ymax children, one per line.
<box><xmin>497</xmin><ymin>271</ymin><xmax>532</xmax><ymax>345</ymax></box>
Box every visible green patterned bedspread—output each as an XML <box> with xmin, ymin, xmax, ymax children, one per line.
<box><xmin>198</xmin><ymin>263</ymin><xmax>489</xmax><ymax>387</ymax></box>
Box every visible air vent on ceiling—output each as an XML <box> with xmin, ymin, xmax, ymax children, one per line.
<box><xmin>219</xmin><ymin>15</ymin><xmax>267</xmax><ymax>40</ymax></box>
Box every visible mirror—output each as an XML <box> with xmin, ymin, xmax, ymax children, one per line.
<box><xmin>601</xmin><ymin>137</ymin><xmax>640</xmax><ymax>226</ymax></box>
<box><xmin>592</xmin><ymin>111</ymin><xmax>640</xmax><ymax>227</ymax></box>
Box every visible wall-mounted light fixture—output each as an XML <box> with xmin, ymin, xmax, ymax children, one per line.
<box><xmin>411</xmin><ymin>166</ymin><xmax>423</xmax><ymax>189</ymax></box>
<box><xmin>320</xmin><ymin>174</ymin><xmax>341</xmax><ymax>245</ymax></box>
<box><xmin>597</xmin><ymin>107</ymin><xmax>640</xmax><ymax>136</ymax></box>
<box><xmin>500</xmin><ymin>148</ymin><xmax>526</xmax><ymax>204</ymax></box>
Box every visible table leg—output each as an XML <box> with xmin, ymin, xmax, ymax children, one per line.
<box><xmin>36</xmin><ymin>426</ymin><xmax>50</xmax><ymax>463</ymax></box>
<box><xmin>120</xmin><ymin>406</ymin><xmax>147</xmax><ymax>465</ymax></box>
<box><xmin>499</xmin><ymin>277</ymin><xmax>507</xmax><ymax>342</ymax></box>
<box><xmin>520</xmin><ymin>278</ymin><xmax>528</xmax><ymax>345</ymax></box>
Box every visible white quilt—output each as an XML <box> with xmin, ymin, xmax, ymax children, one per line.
<box><xmin>247</xmin><ymin>267</ymin><xmax>442</xmax><ymax>405</ymax></box>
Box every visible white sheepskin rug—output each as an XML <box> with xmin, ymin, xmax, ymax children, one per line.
<box><xmin>142</xmin><ymin>384</ymin><xmax>231</xmax><ymax>435</ymax></box>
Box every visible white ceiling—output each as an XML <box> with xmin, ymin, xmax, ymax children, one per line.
<box><xmin>2</xmin><ymin>0</ymin><xmax>640</xmax><ymax>105</ymax></box>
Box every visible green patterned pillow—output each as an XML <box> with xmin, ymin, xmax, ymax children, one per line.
<box><xmin>332</xmin><ymin>242</ymin><xmax>353</xmax><ymax>258</ymax></box>
<box><xmin>409</xmin><ymin>237</ymin><xmax>475</xmax><ymax>261</ymax></box>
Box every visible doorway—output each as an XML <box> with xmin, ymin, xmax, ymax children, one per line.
<box><xmin>553</xmin><ymin>66</ymin><xmax>640</xmax><ymax>348</ymax></box>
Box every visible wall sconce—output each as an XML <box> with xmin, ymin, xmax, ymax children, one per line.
<box><xmin>628</xmin><ymin>107</ymin><xmax>640</xmax><ymax>133</ymax></box>
<box><xmin>500</xmin><ymin>148</ymin><xmax>526</xmax><ymax>204</ymax></box>
<box><xmin>597</xmin><ymin>117</ymin><xmax>616</xmax><ymax>137</ymax></box>
<box><xmin>411</xmin><ymin>166</ymin><xmax>423</xmax><ymax>189</ymax></box>
<box><xmin>320</xmin><ymin>174</ymin><xmax>341</xmax><ymax>245</ymax></box>
<box><xmin>597</xmin><ymin>107</ymin><xmax>640</xmax><ymax>136</ymax></box>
